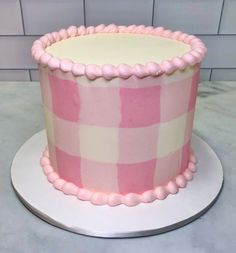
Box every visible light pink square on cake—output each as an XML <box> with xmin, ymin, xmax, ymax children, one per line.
<box><xmin>53</xmin><ymin>115</ymin><xmax>80</xmax><ymax>156</ymax></box>
<box><xmin>160</xmin><ymin>77</ymin><xmax>192</xmax><ymax>122</ymax></box>
<box><xmin>118</xmin><ymin>159</ymin><xmax>156</xmax><ymax>194</ymax></box>
<box><xmin>55</xmin><ymin>146</ymin><xmax>82</xmax><ymax>187</ymax></box>
<box><xmin>49</xmin><ymin>75</ymin><xmax>80</xmax><ymax>121</ymax></box>
<box><xmin>188</xmin><ymin>69</ymin><xmax>200</xmax><ymax>111</ymax></box>
<box><xmin>79</xmin><ymin>85</ymin><xmax>121</xmax><ymax>127</ymax></box>
<box><xmin>154</xmin><ymin>149</ymin><xmax>182</xmax><ymax>186</ymax></box>
<box><xmin>180</xmin><ymin>140</ymin><xmax>191</xmax><ymax>172</ymax></box>
<box><xmin>120</xmin><ymin>85</ymin><xmax>161</xmax><ymax>127</ymax></box>
<box><xmin>80</xmin><ymin>158</ymin><xmax>118</xmax><ymax>193</ymax></box>
<box><xmin>184</xmin><ymin>110</ymin><xmax>195</xmax><ymax>145</ymax></box>
<box><xmin>118</xmin><ymin>124</ymin><xmax>159</xmax><ymax>164</ymax></box>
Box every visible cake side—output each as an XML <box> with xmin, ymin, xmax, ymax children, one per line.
<box><xmin>39</xmin><ymin>64</ymin><xmax>199</xmax><ymax>206</ymax></box>
<box><xmin>33</xmin><ymin>24</ymin><xmax>206</xmax><ymax>206</ymax></box>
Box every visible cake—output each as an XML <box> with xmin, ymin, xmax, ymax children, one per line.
<box><xmin>31</xmin><ymin>24</ymin><xmax>207</xmax><ymax>207</ymax></box>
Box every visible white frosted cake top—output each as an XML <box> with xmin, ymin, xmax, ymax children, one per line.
<box><xmin>46</xmin><ymin>33</ymin><xmax>191</xmax><ymax>66</ymax></box>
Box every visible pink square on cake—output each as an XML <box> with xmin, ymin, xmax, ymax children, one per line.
<box><xmin>80</xmin><ymin>158</ymin><xmax>118</xmax><ymax>193</ymax></box>
<box><xmin>188</xmin><ymin>69</ymin><xmax>200</xmax><ymax>111</ymax></box>
<box><xmin>55</xmin><ymin>146</ymin><xmax>82</xmax><ymax>187</ymax></box>
<box><xmin>160</xmin><ymin>77</ymin><xmax>192</xmax><ymax>122</ymax></box>
<box><xmin>180</xmin><ymin>140</ymin><xmax>191</xmax><ymax>172</ymax></box>
<box><xmin>154</xmin><ymin>148</ymin><xmax>182</xmax><ymax>186</ymax></box>
<box><xmin>118</xmin><ymin>124</ymin><xmax>159</xmax><ymax>164</ymax></box>
<box><xmin>79</xmin><ymin>85</ymin><xmax>121</xmax><ymax>127</ymax></box>
<box><xmin>118</xmin><ymin>159</ymin><xmax>156</xmax><ymax>194</ymax></box>
<box><xmin>120</xmin><ymin>86</ymin><xmax>161</xmax><ymax>127</ymax></box>
<box><xmin>49</xmin><ymin>75</ymin><xmax>80</xmax><ymax>121</ymax></box>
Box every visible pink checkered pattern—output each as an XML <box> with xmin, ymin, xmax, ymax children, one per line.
<box><xmin>40</xmin><ymin>66</ymin><xmax>200</xmax><ymax>195</ymax></box>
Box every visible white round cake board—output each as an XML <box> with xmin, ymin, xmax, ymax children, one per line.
<box><xmin>11</xmin><ymin>130</ymin><xmax>223</xmax><ymax>238</ymax></box>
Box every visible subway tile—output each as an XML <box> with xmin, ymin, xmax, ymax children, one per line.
<box><xmin>211</xmin><ymin>69</ymin><xmax>236</xmax><ymax>81</ymax></box>
<box><xmin>21</xmin><ymin>0</ymin><xmax>84</xmax><ymax>35</ymax></box>
<box><xmin>200</xmin><ymin>69</ymin><xmax>211</xmax><ymax>81</ymax></box>
<box><xmin>30</xmin><ymin>69</ymin><xmax>39</xmax><ymax>81</ymax></box>
<box><xmin>0</xmin><ymin>36</ymin><xmax>38</xmax><ymax>69</ymax></box>
<box><xmin>0</xmin><ymin>70</ymin><xmax>30</xmax><ymax>81</ymax></box>
<box><xmin>85</xmin><ymin>0</ymin><xmax>153</xmax><ymax>26</ymax></box>
<box><xmin>0</xmin><ymin>0</ymin><xmax>23</xmax><ymax>35</ymax></box>
<box><xmin>153</xmin><ymin>0</ymin><xmax>223</xmax><ymax>34</ymax></box>
<box><xmin>198</xmin><ymin>36</ymin><xmax>236</xmax><ymax>68</ymax></box>
<box><xmin>219</xmin><ymin>0</ymin><xmax>236</xmax><ymax>34</ymax></box>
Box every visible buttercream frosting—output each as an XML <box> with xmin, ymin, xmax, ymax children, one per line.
<box><xmin>45</xmin><ymin>33</ymin><xmax>191</xmax><ymax>66</ymax></box>
<box><xmin>32</xmin><ymin>24</ymin><xmax>207</xmax><ymax>80</ymax></box>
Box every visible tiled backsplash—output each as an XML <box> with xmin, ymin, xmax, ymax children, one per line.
<box><xmin>0</xmin><ymin>0</ymin><xmax>235</xmax><ymax>81</ymax></box>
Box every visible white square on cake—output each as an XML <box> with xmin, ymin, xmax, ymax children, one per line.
<box><xmin>79</xmin><ymin>125</ymin><xmax>119</xmax><ymax>163</ymax></box>
<box><xmin>157</xmin><ymin>113</ymin><xmax>187</xmax><ymax>157</ymax></box>
<box><xmin>53</xmin><ymin>115</ymin><xmax>80</xmax><ymax>156</ymax></box>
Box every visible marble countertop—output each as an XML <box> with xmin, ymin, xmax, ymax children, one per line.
<box><xmin>0</xmin><ymin>81</ymin><xmax>236</xmax><ymax>253</ymax></box>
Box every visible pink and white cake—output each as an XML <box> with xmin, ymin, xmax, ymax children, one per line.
<box><xmin>32</xmin><ymin>24</ymin><xmax>207</xmax><ymax>207</ymax></box>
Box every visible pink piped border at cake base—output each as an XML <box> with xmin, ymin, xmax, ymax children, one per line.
<box><xmin>32</xmin><ymin>24</ymin><xmax>207</xmax><ymax>80</ymax></box>
<box><xmin>40</xmin><ymin>147</ymin><xmax>197</xmax><ymax>207</ymax></box>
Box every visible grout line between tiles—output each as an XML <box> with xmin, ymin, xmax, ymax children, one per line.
<box><xmin>209</xmin><ymin>69</ymin><xmax>213</xmax><ymax>81</ymax></box>
<box><xmin>83</xmin><ymin>0</ymin><xmax>86</xmax><ymax>26</ymax></box>
<box><xmin>217</xmin><ymin>0</ymin><xmax>225</xmax><ymax>34</ymax></box>
<box><xmin>0</xmin><ymin>35</ymin><xmax>41</xmax><ymax>38</ymax></box>
<box><xmin>19</xmin><ymin>0</ymin><xmax>26</xmax><ymax>35</ymax></box>
<box><xmin>151</xmin><ymin>0</ymin><xmax>155</xmax><ymax>26</ymax></box>
<box><xmin>0</xmin><ymin>68</ymin><xmax>37</xmax><ymax>71</ymax></box>
<box><xmin>202</xmin><ymin>68</ymin><xmax>236</xmax><ymax>70</ymax></box>
<box><xmin>195</xmin><ymin>34</ymin><xmax>235</xmax><ymax>36</ymax></box>
<box><xmin>28</xmin><ymin>69</ymin><xmax>32</xmax><ymax>81</ymax></box>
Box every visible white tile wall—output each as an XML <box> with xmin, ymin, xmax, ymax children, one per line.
<box><xmin>211</xmin><ymin>69</ymin><xmax>236</xmax><ymax>81</ymax></box>
<box><xmin>85</xmin><ymin>0</ymin><xmax>153</xmax><ymax>26</ymax></box>
<box><xmin>0</xmin><ymin>0</ymin><xmax>24</xmax><ymax>35</ymax></box>
<box><xmin>199</xmin><ymin>36</ymin><xmax>236</xmax><ymax>68</ymax></box>
<box><xmin>153</xmin><ymin>0</ymin><xmax>223</xmax><ymax>34</ymax></box>
<box><xmin>0</xmin><ymin>0</ymin><xmax>235</xmax><ymax>81</ymax></box>
<box><xmin>29</xmin><ymin>69</ymin><xmax>39</xmax><ymax>81</ymax></box>
<box><xmin>200</xmin><ymin>69</ymin><xmax>211</xmax><ymax>81</ymax></box>
<box><xmin>21</xmin><ymin>0</ymin><xmax>84</xmax><ymax>35</ymax></box>
<box><xmin>0</xmin><ymin>36</ymin><xmax>38</xmax><ymax>69</ymax></box>
<box><xmin>219</xmin><ymin>0</ymin><xmax>236</xmax><ymax>34</ymax></box>
<box><xmin>0</xmin><ymin>70</ymin><xmax>30</xmax><ymax>81</ymax></box>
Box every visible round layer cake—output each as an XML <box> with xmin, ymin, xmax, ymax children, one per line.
<box><xmin>32</xmin><ymin>24</ymin><xmax>207</xmax><ymax>206</ymax></box>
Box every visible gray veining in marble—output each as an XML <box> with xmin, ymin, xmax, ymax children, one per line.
<box><xmin>0</xmin><ymin>81</ymin><xmax>236</xmax><ymax>253</ymax></box>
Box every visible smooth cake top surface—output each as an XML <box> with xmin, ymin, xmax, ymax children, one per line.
<box><xmin>46</xmin><ymin>33</ymin><xmax>191</xmax><ymax>66</ymax></box>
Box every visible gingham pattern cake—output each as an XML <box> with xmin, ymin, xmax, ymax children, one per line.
<box><xmin>40</xmin><ymin>64</ymin><xmax>200</xmax><ymax>195</ymax></box>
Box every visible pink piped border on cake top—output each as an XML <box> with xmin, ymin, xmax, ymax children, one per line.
<box><xmin>40</xmin><ymin>147</ymin><xmax>197</xmax><ymax>207</ymax></box>
<box><xmin>31</xmin><ymin>24</ymin><xmax>207</xmax><ymax>80</ymax></box>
